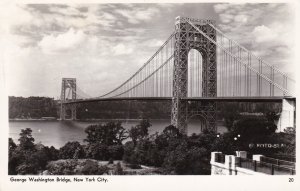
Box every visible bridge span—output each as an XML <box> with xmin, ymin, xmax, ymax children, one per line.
<box><xmin>62</xmin><ymin>96</ymin><xmax>295</xmax><ymax>104</ymax></box>
<box><xmin>59</xmin><ymin>17</ymin><xmax>296</xmax><ymax>133</ymax></box>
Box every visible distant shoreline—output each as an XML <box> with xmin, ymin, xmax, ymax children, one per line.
<box><xmin>9</xmin><ymin>118</ymin><xmax>58</xmax><ymax>122</ymax></box>
<box><xmin>8</xmin><ymin>118</ymin><xmax>172</xmax><ymax>122</ymax></box>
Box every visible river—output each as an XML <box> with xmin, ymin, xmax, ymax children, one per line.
<box><xmin>9</xmin><ymin>120</ymin><xmax>227</xmax><ymax>148</ymax></box>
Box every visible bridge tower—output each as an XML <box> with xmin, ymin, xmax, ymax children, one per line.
<box><xmin>60</xmin><ymin>78</ymin><xmax>77</xmax><ymax>120</ymax></box>
<box><xmin>171</xmin><ymin>17</ymin><xmax>217</xmax><ymax>133</ymax></box>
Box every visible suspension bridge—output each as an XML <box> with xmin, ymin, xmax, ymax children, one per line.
<box><xmin>59</xmin><ymin>17</ymin><xmax>296</xmax><ymax>133</ymax></box>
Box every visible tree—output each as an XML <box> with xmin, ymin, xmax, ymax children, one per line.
<box><xmin>232</xmin><ymin>117</ymin><xmax>277</xmax><ymax>141</ymax></box>
<box><xmin>220</xmin><ymin>103</ymin><xmax>240</xmax><ymax>131</ymax></box>
<box><xmin>265</xmin><ymin>111</ymin><xmax>279</xmax><ymax>123</ymax></box>
<box><xmin>128</xmin><ymin>119</ymin><xmax>151</xmax><ymax>145</ymax></box>
<box><xmin>18</xmin><ymin>128</ymin><xmax>35</xmax><ymax>150</ymax></box>
<box><xmin>9</xmin><ymin>138</ymin><xmax>17</xmax><ymax>153</ymax></box>
<box><xmin>138</xmin><ymin>119</ymin><xmax>151</xmax><ymax>137</ymax></box>
<box><xmin>59</xmin><ymin>141</ymin><xmax>85</xmax><ymax>159</ymax></box>
<box><xmin>128</xmin><ymin>126</ymin><xmax>140</xmax><ymax>146</ymax></box>
<box><xmin>84</xmin><ymin>122</ymin><xmax>128</xmax><ymax>145</ymax></box>
<box><xmin>162</xmin><ymin>125</ymin><xmax>182</xmax><ymax>140</ymax></box>
<box><xmin>108</xmin><ymin>145</ymin><xmax>124</xmax><ymax>160</ymax></box>
<box><xmin>123</xmin><ymin>141</ymin><xmax>135</xmax><ymax>163</ymax></box>
<box><xmin>85</xmin><ymin>143</ymin><xmax>109</xmax><ymax>160</ymax></box>
<box><xmin>47</xmin><ymin>146</ymin><xmax>59</xmax><ymax>161</ymax></box>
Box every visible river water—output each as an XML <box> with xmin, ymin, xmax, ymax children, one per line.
<box><xmin>9</xmin><ymin>120</ymin><xmax>227</xmax><ymax>148</ymax></box>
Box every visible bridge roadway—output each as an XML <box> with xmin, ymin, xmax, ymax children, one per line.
<box><xmin>62</xmin><ymin>96</ymin><xmax>295</xmax><ymax>104</ymax></box>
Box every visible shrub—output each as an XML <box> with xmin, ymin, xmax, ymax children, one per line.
<box><xmin>113</xmin><ymin>162</ymin><xmax>124</xmax><ymax>175</ymax></box>
<box><xmin>46</xmin><ymin>159</ymin><xmax>109</xmax><ymax>175</ymax></box>
<box><xmin>46</xmin><ymin>160</ymin><xmax>78</xmax><ymax>175</ymax></box>
<box><xmin>80</xmin><ymin>160</ymin><xmax>109</xmax><ymax>175</ymax></box>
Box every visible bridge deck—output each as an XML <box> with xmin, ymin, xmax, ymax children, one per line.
<box><xmin>61</xmin><ymin>96</ymin><xmax>295</xmax><ymax>104</ymax></box>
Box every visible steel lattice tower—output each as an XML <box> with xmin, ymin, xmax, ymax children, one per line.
<box><xmin>60</xmin><ymin>78</ymin><xmax>77</xmax><ymax>120</ymax></box>
<box><xmin>171</xmin><ymin>17</ymin><xmax>217</xmax><ymax>133</ymax></box>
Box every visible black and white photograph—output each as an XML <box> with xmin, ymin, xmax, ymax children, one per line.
<box><xmin>0</xmin><ymin>0</ymin><xmax>299</xmax><ymax>190</ymax></box>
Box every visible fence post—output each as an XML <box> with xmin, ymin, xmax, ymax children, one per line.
<box><xmin>238</xmin><ymin>157</ymin><xmax>241</xmax><ymax>167</ymax></box>
<box><xmin>271</xmin><ymin>164</ymin><xmax>274</xmax><ymax>175</ymax></box>
<box><xmin>253</xmin><ymin>160</ymin><xmax>257</xmax><ymax>172</ymax></box>
<box><xmin>277</xmin><ymin>159</ymin><xmax>279</xmax><ymax>166</ymax></box>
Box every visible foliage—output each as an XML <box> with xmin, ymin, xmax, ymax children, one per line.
<box><xmin>277</xmin><ymin>127</ymin><xmax>295</xmax><ymax>156</ymax></box>
<box><xmin>18</xmin><ymin>128</ymin><xmax>35</xmax><ymax>150</ymax></box>
<box><xmin>9</xmin><ymin>96</ymin><xmax>57</xmax><ymax>119</ymax></box>
<box><xmin>9</xmin><ymin>128</ymin><xmax>43</xmax><ymax>175</ymax></box>
<box><xmin>113</xmin><ymin>162</ymin><xmax>124</xmax><ymax>175</ymax></box>
<box><xmin>232</xmin><ymin>117</ymin><xmax>277</xmax><ymax>142</ymax></box>
<box><xmin>9</xmin><ymin>138</ymin><xmax>17</xmax><ymax>153</ymax></box>
<box><xmin>59</xmin><ymin>141</ymin><xmax>85</xmax><ymax>159</ymax></box>
<box><xmin>222</xmin><ymin>103</ymin><xmax>241</xmax><ymax>131</ymax></box>
<box><xmin>161</xmin><ymin>130</ymin><xmax>214</xmax><ymax>175</ymax></box>
<box><xmin>123</xmin><ymin>141</ymin><xmax>136</xmax><ymax>164</ymax></box>
<box><xmin>265</xmin><ymin>111</ymin><xmax>279</xmax><ymax>123</ymax></box>
<box><xmin>84</xmin><ymin>122</ymin><xmax>128</xmax><ymax>145</ymax></box>
<box><xmin>9</xmin><ymin>147</ymin><xmax>25</xmax><ymax>175</ymax></box>
<box><xmin>10</xmin><ymin>147</ymin><xmax>50</xmax><ymax>175</ymax></box>
<box><xmin>284</xmin><ymin>126</ymin><xmax>295</xmax><ymax>135</ymax></box>
<box><xmin>129</xmin><ymin>119</ymin><xmax>151</xmax><ymax>145</ymax></box>
<box><xmin>161</xmin><ymin>125</ymin><xmax>182</xmax><ymax>140</ymax></box>
<box><xmin>47</xmin><ymin>146</ymin><xmax>59</xmax><ymax>161</ymax></box>
<box><xmin>85</xmin><ymin>143</ymin><xmax>109</xmax><ymax>160</ymax></box>
<box><xmin>46</xmin><ymin>159</ymin><xmax>109</xmax><ymax>175</ymax></box>
<box><xmin>123</xmin><ymin>125</ymin><xmax>212</xmax><ymax>174</ymax></box>
<box><xmin>80</xmin><ymin>160</ymin><xmax>109</xmax><ymax>175</ymax></box>
<box><xmin>46</xmin><ymin>160</ymin><xmax>79</xmax><ymax>175</ymax></box>
<box><xmin>108</xmin><ymin>145</ymin><xmax>124</xmax><ymax>160</ymax></box>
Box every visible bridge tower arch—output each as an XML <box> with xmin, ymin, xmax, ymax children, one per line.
<box><xmin>60</xmin><ymin>78</ymin><xmax>77</xmax><ymax>120</ymax></box>
<box><xmin>171</xmin><ymin>16</ymin><xmax>217</xmax><ymax>134</ymax></box>
<box><xmin>187</xmin><ymin>113</ymin><xmax>209</xmax><ymax>133</ymax></box>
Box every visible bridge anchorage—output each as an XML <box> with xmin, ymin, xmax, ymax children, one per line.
<box><xmin>59</xmin><ymin>16</ymin><xmax>295</xmax><ymax>134</ymax></box>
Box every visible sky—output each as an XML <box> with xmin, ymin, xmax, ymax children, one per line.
<box><xmin>1</xmin><ymin>3</ymin><xmax>295</xmax><ymax>98</ymax></box>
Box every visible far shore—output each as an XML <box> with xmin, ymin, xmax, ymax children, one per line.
<box><xmin>9</xmin><ymin>118</ymin><xmax>173</xmax><ymax>122</ymax></box>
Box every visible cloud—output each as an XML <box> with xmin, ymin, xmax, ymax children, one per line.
<box><xmin>48</xmin><ymin>5</ymin><xmax>84</xmax><ymax>17</ymax></box>
<box><xmin>112</xmin><ymin>43</ymin><xmax>134</xmax><ymax>55</ymax></box>
<box><xmin>252</xmin><ymin>25</ymin><xmax>278</xmax><ymax>43</ymax></box>
<box><xmin>214</xmin><ymin>3</ymin><xmax>294</xmax><ymax>76</ymax></box>
<box><xmin>3</xmin><ymin>3</ymin><xmax>295</xmax><ymax>98</ymax></box>
<box><xmin>234</xmin><ymin>14</ymin><xmax>248</xmax><ymax>23</ymax></box>
<box><xmin>143</xmin><ymin>39</ymin><xmax>164</xmax><ymax>47</ymax></box>
<box><xmin>219</xmin><ymin>13</ymin><xmax>234</xmax><ymax>23</ymax></box>
<box><xmin>214</xmin><ymin>4</ymin><xmax>231</xmax><ymax>13</ymax></box>
<box><xmin>38</xmin><ymin>28</ymin><xmax>87</xmax><ymax>54</ymax></box>
<box><xmin>115</xmin><ymin>7</ymin><xmax>159</xmax><ymax>24</ymax></box>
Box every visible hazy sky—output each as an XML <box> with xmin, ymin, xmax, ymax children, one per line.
<box><xmin>1</xmin><ymin>3</ymin><xmax>295</xmax><ymax>98</ymax></box>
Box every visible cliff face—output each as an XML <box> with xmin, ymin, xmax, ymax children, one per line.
<box><xmin>9</xmin><ymin>96</ymin><xmax>58</xmax><ymax>119</ymax></box>
<box><xmin>9</xmin><ymin>96</ymin><xmax>282</xmax><ymax>120</ymax></box>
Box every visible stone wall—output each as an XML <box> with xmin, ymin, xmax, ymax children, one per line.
<box><xmin>210</xmin><ymin>151</ymin><xmax>266</xmax><ymax>175</ymax></box>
